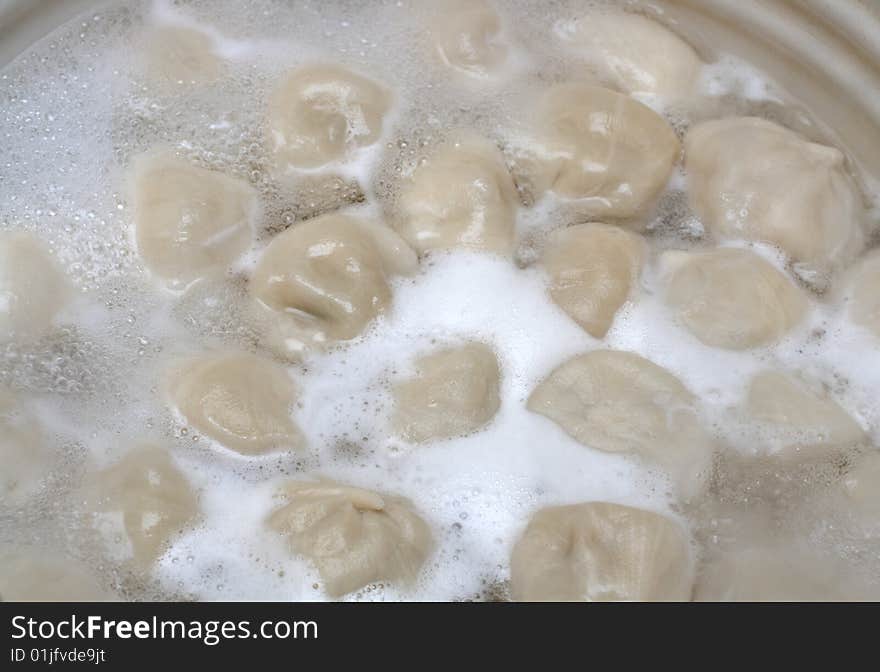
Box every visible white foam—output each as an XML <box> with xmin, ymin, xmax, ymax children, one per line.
<box><xmin>698</xmin><ymin>55</ymin><xmax>785</xmax><ymax>102</ymax></box>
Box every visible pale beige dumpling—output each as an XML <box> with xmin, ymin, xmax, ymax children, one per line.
<box><xmin>558</xmin><ymin>10</ymin><xmax>702</xmax><ymax>99</ymax></box>
<box><xmin>396</xmin><ymin>132</ymin><xmax>518</xmax><ymax>255</ymax></box>
<box><xmin>251</xmin><ymin>213</ymin><xmax>417</xmax><ymax>358</ymax></box>
<box><xmin>0</xmin><ymin>548</ymin><xmax>115</xmax><ymax>601</ymax></box>
<box><xmin>696</xmin><ymin>546</ymin><xmax>858</xmax><ymax>601</ymax></box>
<box><xmin>87</xmin><ymin>445</ymin><xmax>199</xmax><ymax>568</ymax></box>
<box><xmin>144</xmin><ymin>25</ymin><xmax>220</xmax><ymax>87</ymax></box>
<box><xmin>527</xmin><ymin>350</ymin><xmax>712</xmax><ymax>497</ymax></box>
<box><xmin>540</xmin><ymin>223</ymin><xmax>646</xmax><ymax>338</ymax></box>
<box><xmin>747</xmin><ymin>370</ymin><xmax>865</xmax><ymax>456</ymax></box>
<box><xmin>267</xmin><ymin>480</ymin><xmax>433</xmax><ymax>597</ymax></box>
<box><xmin>267</xmin><ymin>64</ymin><xmax>391</xmax><ymax>172</ymax></box>
<box><xmin>662</xmin><ymin>247</ymin><xmax>807</xmax><ymax>350</ymax></box>
<box><xmin>166</xmin><ymin>351</ymin><xmax>304</xmax><ymax>455</ymax></box>
<box><xmin>510</xmin><ymin>502</ymin><xmax>694</xmax><ymax>601</ymax></box>
<box><xmin>520</xmin><ymin>83</ymin><xmax>680</xmax><ymax>217</ymax></box>
<box><xmin>685</xmin><ymin>118</ymin><xmax>864</xmax><ymax>275</ymax></box>
<box><xmin>431</xmin><ymin>0</ymin><xmax>507</xmax><ymax>79</ymax></box>
<box><xmin>0</xmin><ymin>231</ymin><xmax>68</xmax><ymax>342</ymax></box>
<box><xmin>849</xmin><ymin>250</ymin><xmax>880</xmax><ymax>339</ymax></box>
<box><xmin>131</xmin><ymin>152</ymin><xmax>257</xmax><ymax>289</ymax></box>
<box><xmin>392</xmin><ymin>341</ymin><xmax>501</xmax><ymax>443</ymax></box>
<box><xmin>0</xmin><ymin>389</ymin><xmax>52</xmax><ymax>504</ymax></box>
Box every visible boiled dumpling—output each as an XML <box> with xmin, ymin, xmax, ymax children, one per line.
<box><xmin>267</xmin><ymin>64</ymin><xmax>391</xmax><ymax>172</ymax></box>
<box><xmin>0</xmin><ymin>231</ymin><xmax>68</xmax><ymax>342</ymax></box>
<box><xmin>251</xmin><ymin>213</ymin><xmax>417</xmax><ymax>358</ymax></box>
<box><xmin>516</xmin><ymin>83</ymin><xmax>680</xmax><ymax>217</ymax></box>
<box><xmin>540</xmin><ymin>222</ymin><xmax>646</xmax><ymax>338</ymax></box>
<box><xmin>87</xmin><ymin>445</ymin><xmax>199</xmax><ymax>568</ymax></box>
<box><xmin>144</xmin><ymin>25</ymin><xmax>220</xmax><ymax>87</ymax></box>
<box><xmin>849</xmin><ymin>250</ymin><xmax>880</xmax><ymax>339</ymax></box>
<box><xmin>396</xmin><ymin>132</ymin><xmax>518</xmax><ymax>255</ymax></box>
<box><xmin>0</xmin><ymin>389</ymin><xmax>52</xmax><ymax>504</ymax></box>
<box><xmin>267</xmin><ymin>479</ymin><xmax>433</xmax><ymax>597</ymax></box>
<box><xmin>527</xmin><ymin>349</ymin><xmax>712</xmax><ymax>497</ymax></box>
<box><xmin>685</xmin><ymin>117</ymin><xmax>864</xmax><ymax>275</ymax></box>
<box><xmin>747</xmin><ymin>370</ymin><xmax>865</xmax><ymax>456</ymax></box>
<box><xmin>392</xmin><ymin>341</ymin><xmax>501</xmax><ymax>442</ymax></box>
<box><xmin>431</xmin><ymin>0</ymin><xmax>507</xmax><ymax>79</ymax></box>
<box><xmin>510</xmin><ymin>502</ymin><xmax>694</xmax><ymax>601</ymax></box>
<box><xmin>696</xmin><ymin>545</ymin><xmax>858</xmax><ymax>601</ymax></box>
<box><xmin>557</xmin><ymin>10</ymin><xmax>702</xmax><ymax>99</ymax></box>
<box><xmin>662</xmin><ymin>247</ymin><xmax>807</xmax><ymax>350</ymax></box>
<box><xmin>0</xmin><ymin>548</ymin><xmax>115</xmax><ymax>601</ymax></box>
<box><xmin>166</xmin><ymin>351</ymin><xmax>304</xmax><ymax>455</ymax></box>
<box><xmin>131</xmin><ymin>152</ymin><xmax>257</xmax><ymax>289</ymax></box>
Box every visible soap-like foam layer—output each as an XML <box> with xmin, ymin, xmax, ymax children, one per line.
<box><xmin>1</xmin><ymin>0</ymin><xmax>878</xmax><ymax>601</ymax></box>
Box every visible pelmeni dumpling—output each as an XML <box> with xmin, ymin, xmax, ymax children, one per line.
<box><xmin>540</xmin><ymin>223</ymin><xmax>646</xmax><ymax>338</ymax></box>
<box><xmin>0</xmin><ymin>389</ymin><xmax>52</xmax><ymax>504</ymax></box>
<box><xmin>685</xmin><ymin>118</ymin><xmax>864</xmax><ymax>275</ymax></box>
<box><xmin>396</xmin><ymin>132</ymin><xmax>518</xmax><ymax>255</ymax></box>
<box><xmin>662</xmin><ymin>247</ymin><xmax>808</xmax><ymax>350</ymax></box>
<box><xmin>251</xmin><ymin>213</ymin><xmax>417</xmax><ymax>358</ymax></box>
<box><xmin>392</xmin><ymin>341</ymin><xmax>501</xmax><ymax>442</ymax></box>
<box><xmin>510</xmin><ymin>502</ymin><xmax>694</xmax><ymax>601</ymax></box>
<box><xmin>747</xmin><ymin>370</ymin><xmax>865</xmax><ymax>456</ymax></box>
<box><xmin>848</xmin><ymin>250</ymin><xmax>880</xmax><ymax>339</ymax></box>
<box><xmin>0</xmin><ymin>548</ymin><xmax>115</xmax><ymax>601</ymax></box>
<box><xmin>131</xmin><ymin>152</ymin><xmax>257</xmax><ymax>289</ymax></box>
<box><xmin>431</xmin><ymin>0</ymin><xmax>507</xmax><ymax>79</ymax></box>
<box><xmin>87</xmin><ymin>445</ymin><xmax>199</xmax><ymax>568</ymax></box>
<box><xmin>267</xmin><ymin>479</ymin><xmax>433</xmax><ymax>597</ymax></box>
<box><xmin>517</xmin><ymin>83</ymin><xmax>679</xmax><ymax>217</ymax></box>
<box><xmin>557</xmin><ymin>11</ymin><xmax>702</xmax><ymax>99</ymax></box>
<box><xmin>166</xmin><ymin>351</ymin><xmax>304</xmax><ymax>455</ymax></box>
<box><xmin>0</xmin><ymin>231</ymin><xmax>68</xmax><ymax>342</ymax></box>
<box><xmin>267</xmin><ymin>64</ymin><xmax>391</xmax><ymax>172</ymax></box>
<box><xmin>696</xmin><ymin>545</ymin><xmax>859</xmax><ymax>601</ymax></box>
<box><xmin>527</xmin><ymin>350</ymin><xmax>712</xmax><ymax>497</ymax></box>
<box><xmin>144</xmin><ymin>25</ymin><xmax>220</xmax><ymax>87</ymax></box>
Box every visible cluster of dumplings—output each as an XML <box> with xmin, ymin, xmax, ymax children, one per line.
<box><xmin>2</xmin><ymin>1</ymin><xmax>879</xmax><ymax>602</ymax></box>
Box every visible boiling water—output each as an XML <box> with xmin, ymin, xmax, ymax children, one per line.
<box><xmin>1</xmin><ymin>0</ymin><xmax>878</xmax><ymax>601</ymax></box>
